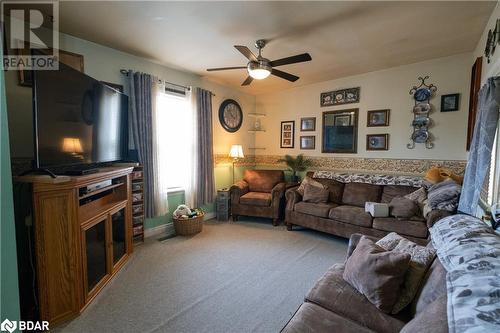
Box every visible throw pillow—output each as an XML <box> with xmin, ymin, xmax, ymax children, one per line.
<box><xmin>303</xmin><ymin>183</ymin><xmax>330</xmax><ymax>203</ymax></box>
<box><xmin>343</xmin><ymin>236</ymin><xmax>411</xmax><ymax>313</ymax></box>
<box><xmin>389</xmin><ymin>197</ymin><xmax>419</xmax><ymax>218</ymax></box>
<box><xmin>390</xmin><ymin>238</ymin><xmax>436</xmax><ymax>313</ymax></box>
<box><xmin>427</xmin><ymin>179</ymin><xmax>461</xmax><ymax>211</ymax></box>
<box><xmin>296</xmin><ymin>176</ymin><xmax>325</xmax><ymax>196</ymax></box>
<box><xmin>405</xmin><ymin>188</ymin><xmax>427</xmax><ymax>206</ymax></box>
<box><xmin>376</xmin><ymin>232</ymin><xmax>405</xmax><ymax>251</ymax></box>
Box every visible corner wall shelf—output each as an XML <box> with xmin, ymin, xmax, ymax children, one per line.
<box><xmin>248</xmin><ymin>129</ymin><xmax>266</xmax><ymax>133</ymax></box>
<box><xmin>248</xmin><ymin>147</ymin><xmax>266</xmax><ymax>150</ymax></box>
<box><xmin>248</xmin><ymin>113</ymin><xmax>267</xmax><ymax>117</ymax></box>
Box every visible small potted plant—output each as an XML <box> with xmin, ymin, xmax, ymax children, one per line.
<box><xmin>278</xmin><ymin>154</ymin><xmax>313</xmax><ymax>182</ymax></box>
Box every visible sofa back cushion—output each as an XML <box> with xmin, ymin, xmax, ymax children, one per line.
<box><xmin>243</xmin><ymin>170</ymin><xmax>284</xmax><ymax>192</ymax></box>
<box><xmin>410</xmin><ymin>255</ymin><xmax>447</xmax><ymax>316</ymax></box>
<box><xmin>381</xmin><ymin>185</ymin><xmax>419</xmax><ymax>203</ymax></box>
<box><xmin>303</xmin><ymin>183</ymin><xmax>329</xmax><ymax>203</ymax></box>
<box><xmin>315</xmin><ymin>178</ymin><xmax>345</xmax><ymax>204</ymax></box>
<box><xmin>342</xmin><ymin>182</ymin><xmax>382</xmax><ymax>207</ymax></box>
<box><xmin>401</xmin><ymin>295</ymin><xmax>448</xmax><ymax>333</ymax></box>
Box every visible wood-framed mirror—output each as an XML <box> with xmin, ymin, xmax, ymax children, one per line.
<box><xmin>322</xmin><ymin>108</ymin><xmax>358</xmax><ymax>153</ymax></box>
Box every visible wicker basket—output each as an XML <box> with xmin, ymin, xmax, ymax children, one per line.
<box><xmin>173</xmin><ymin>214</ymin><xmax>204</xmax><ymax>236</ymax></box>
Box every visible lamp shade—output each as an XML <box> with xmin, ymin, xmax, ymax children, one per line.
<box><xmin>229</xmin><ymin>144</ymin><xmax>244</xmax><ymax>159</ymax></box>
<box><xmin>62</xmin><ymin>137</ymin><xmax>83</xmax><ymax>153</ymax></box>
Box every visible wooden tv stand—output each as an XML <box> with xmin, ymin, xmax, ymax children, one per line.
<box><xmin>16</xmin><ymin>167</ymin><xmax>135</xmax><ymax>326</ymax></box>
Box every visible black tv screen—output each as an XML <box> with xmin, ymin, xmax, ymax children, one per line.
<box><xmin>33</xmin><ymin>61</ymin><xmax>128</xmax><ymax>168</ymax></box>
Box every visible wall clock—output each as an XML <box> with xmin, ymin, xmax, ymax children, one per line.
<box><xmin>219</xmin><ymin>99</ymin><xmax>243</xmax><ymax>133</ymax></box>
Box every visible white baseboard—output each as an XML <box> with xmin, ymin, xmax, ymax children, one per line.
<box><xmin>144</xmin><ymin>212</ymin><xmax>216</xmax><ymax>238</ymax></box>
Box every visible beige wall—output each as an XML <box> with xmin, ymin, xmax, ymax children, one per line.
<box><xmin>255</xmin><ymin>53</ymin><xmax>471</xmax><ymax>161</ymax></box>
<box><xmin>472</xmin><ymin>0</ymin><xmax>500</xmax><ymax>83</ymax></box>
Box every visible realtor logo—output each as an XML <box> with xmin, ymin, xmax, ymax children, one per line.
<box><xmin>1</xmin><ymin>0</ymin><xmax>59</xmax><ymax>70</ymax></box>
<box><xmin>0</xmin><ymin>319</ymin><xmax>16</xmax><ymax>333</ymax></box>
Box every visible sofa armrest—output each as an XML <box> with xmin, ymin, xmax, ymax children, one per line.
<box><xmin>230</xmin><ymin>180</ymin><xmax>249</xmax><ymax>204</ymax></box>
<box><xmin>346</xmin><ymin>233</ymin><xmax>380</xmax><ymax>261</ymax></box>
<box><xmin>271</xmin><ymin>182</ymin><xmax>286</xmax><ymax>200</ymax></box>
<box><xmin>285</xmin><ymin>187</ymin><xmax>302</xmax><ymax>211</ymax></box>
<box><xmin>426</xmin><ymin>209</ymin><xmax>453</xmax><ymax>228</ymax></box>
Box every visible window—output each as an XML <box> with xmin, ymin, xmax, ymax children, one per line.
<box><xmin>155</xmin><ymin>91</ymin><xmax>192</xmax><ymax>191</ymax></box>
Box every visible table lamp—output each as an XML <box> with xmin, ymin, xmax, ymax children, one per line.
<box><xmin>62</xmin><ymin>137</ymin><xmax>83</xmax><ymax>158</ymax></box>
<box><xmin>229</xmin><ymin>144</ymin><xmax>244</xmax><ymax>184</ymax></box>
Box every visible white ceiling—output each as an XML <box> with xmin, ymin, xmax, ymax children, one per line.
<box><xmin>59</xmin><ymin>1</ymin><xmax>495</xmax><ymax>95</ymax></box>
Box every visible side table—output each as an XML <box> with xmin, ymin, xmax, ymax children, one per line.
<box><xmin>216</xmin><ymin>188</ymin><xmax>230</xmax><ymax>221</ymax></box>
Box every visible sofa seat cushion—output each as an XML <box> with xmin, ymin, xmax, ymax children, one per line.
<box><xmin>373</xmin><ymin>218</ymin><xmax>427</xmax><ymax>238</ymax></box>
<box><xmin>282</xmin><ymin>302</ymin><xmax>375</xmax><ymax>333</ymax></box>
<box><xmin>239</xmin><ymin>192</ymin><xmax>271</xmax><ymax>207</ymax></box>
<box><xmin>305</xmin><ymin>263</ymin><xmax>406</xmax><ymax>333</ymax></box>
<box><xmin>329</xmin><ymin>206</ymin><xmax>373</xmax><ymax>227</ymax></box>
<box><xmin>295</xmin><ymin>202</ymin><xmax>338</xmax><ymax>218</ymax></box>
<box><xmin>342</xmin><ymin>182</ymin><xmax>382</xmax><ymax>207</ymax></box>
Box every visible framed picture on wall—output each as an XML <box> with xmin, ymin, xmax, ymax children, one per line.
<box><xmin>280</xmin><ymin>121</ymin><xmax>295</xmax><ymax>148</ymax></box>
<box><xmin>440</xmin><ymin>94</ymin><xmax>460</xmax><ymax>112</ymax></box>
<box><xmin>300</xmin><ymin>117</ymin><xmax>316</xmax><ymax>131</ymax></box>
<box><xmin>367</xmin><ymin>109</ymin><xmax>390</xmax><ymax>127</ymax></box>
<box><xmin>366</xmin><ymin>134</ymin><xmax>389</xmax><ymax>151</ymax></box>
<box><xmin>300</xmin><ymin>136</ymin><xmax>315</xmax><ymax>149</ymax></box>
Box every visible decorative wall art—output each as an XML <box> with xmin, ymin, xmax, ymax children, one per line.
<box><xmin>300</xmin><ymin>117</ymin><xmax>316</xmax><ymax>131</ymax></box>
<box><xmin>322</xmin><ymin>109</ymin><xmax>358</xmax><ymax>153</ymax></box>
<box><xmin>300</xmin><ymin>136</ymin><xmax>316</xmax><ymax>150</ymax></box>
<box><xmin>320</xmin><ymin>87</ymin><xmax>360</xmax><ymax>107</ymax></box>
<box><xmin>484</xmin><ymin>18</ymin><xmax>500</xmax><ymax>63</ymax></box>
<box><xmin>280</xmin><ymin>121</ymin><xmax>295</xmax><ymax>148</ymax></box>
<box><xmin>407</xmin><ymin>76</ymin><xmax>437</xmax><ymax>149</ymax></box>
<box><xmin>467</xmin><ymin>57</ymin><xmax>482</xmax><ymax>151</ymax></box>
<box><xmin>366</xmin><ymin>134</ymin><xmax>389</xmax><ymax>151</ymax></box>
<box><xmin>440</xmin><ymin>94</ymin><xmax>460</xmax><ymax>112</ymax></box>
<box><xmin>367</xmin><ymin>109</ymin><xmax>390</xmax><ymax>127</ymax></box>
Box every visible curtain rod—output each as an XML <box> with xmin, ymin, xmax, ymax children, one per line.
<box><xmin>120</xmin><ymin>69</ymin><xmax>191</xmax><ymax>91</ymax></box>
<box><xmin>120</xmin><ymin>69</ymin><xmax>216</xmax><ymax>96</ymax></box>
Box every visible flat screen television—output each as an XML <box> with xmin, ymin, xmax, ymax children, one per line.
<box><xmin>33</xmin><ymin>60</ymin><xmax>128</xmax><ymax>171</ymax></box>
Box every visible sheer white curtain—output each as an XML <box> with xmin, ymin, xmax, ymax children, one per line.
<box><xmin>154</xmin><ymin>86</ymin><xmax>197</xmax><ymax>210</ymax></box>
<box><xmin>184</xmin><ymin>88</ymin><xmax>198</xmax><ymax>208</ymax></box>
<box><xmin>152</xmin><ymin>79</ymin><xmax>168</xmax><ymax>215</ymax></box>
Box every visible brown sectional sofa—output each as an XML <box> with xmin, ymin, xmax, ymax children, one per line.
<box><xmin>281</xmin><ymin>233</ymin><xmax>448</xmax><ymax>333</ymax></box>
<box><xmin>285</xmin><ymin>172</ymin><xmax>452</xmax><ymax>244</ymax></box>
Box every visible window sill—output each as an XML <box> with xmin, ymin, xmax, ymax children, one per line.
<box><xmin>167</xmin><ymin>187</ymin><xmax>185</xmax><ymax>195</ymax></box>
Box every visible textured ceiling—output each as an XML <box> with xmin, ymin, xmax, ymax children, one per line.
<box><xmin>59</xmin><ymin>1</ymin><xmax>495</xmax><ymax>95</ymax></box>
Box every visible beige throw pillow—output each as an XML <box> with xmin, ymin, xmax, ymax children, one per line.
<box><xmin>296</xmin><ymin>176</ymin><xmax>325</xmax><ymax>196</ymax></box>
<box><xmin>390</xmin><ymin>238</ymin><xmax>436</xmax><ymax>313</ymax></box>
<box><xmin>376</xmin><ymin>232</ymin><xmax>405</xmax><ymax>251</ymax></box>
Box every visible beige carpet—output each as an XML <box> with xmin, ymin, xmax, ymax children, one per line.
<box><xmin>58</xmin><ymin>219</ymin><xmax>348</xmax><ymax>333</ymax></box>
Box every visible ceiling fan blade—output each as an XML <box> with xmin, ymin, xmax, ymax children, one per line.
<box><xmin>269</xmin><ymin>53</ymin><xmax>312</xmax><ymax>67</ymax></box>
<box><xmin>206</xmin><ymin>66</ymin><xmax>246</xmax><ymax>71</ymax></box>
<box><xmin>271</xmin><ymin>69</ymin><xmax>299</xmax><ymax>82</ymax></box>
<box><xmin>241</xmin><ymin>76</ymin><xmax>253</xmax><ymax>86</ymax></box>
<box><xmin>234</xmin><ymin>45</ymin><xmax>258</xmax><ymax>62</ymax></box>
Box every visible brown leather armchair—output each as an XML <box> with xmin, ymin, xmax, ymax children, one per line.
<box><xmin>230</xmin><ymin>170</ymin><xmax>286</xmax><ymax>226</ymax></box>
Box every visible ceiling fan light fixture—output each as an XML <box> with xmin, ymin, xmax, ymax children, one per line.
<box><xmin>247</xmin><ymin>61</ymin><xmax>271</xmax><ymax>80</ymax></box>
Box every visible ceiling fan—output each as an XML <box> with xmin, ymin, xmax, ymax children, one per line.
<box><xmin>206</xmin><ymin>39</ymin><xmax>312</xmax><ymax>86</ymax></box>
